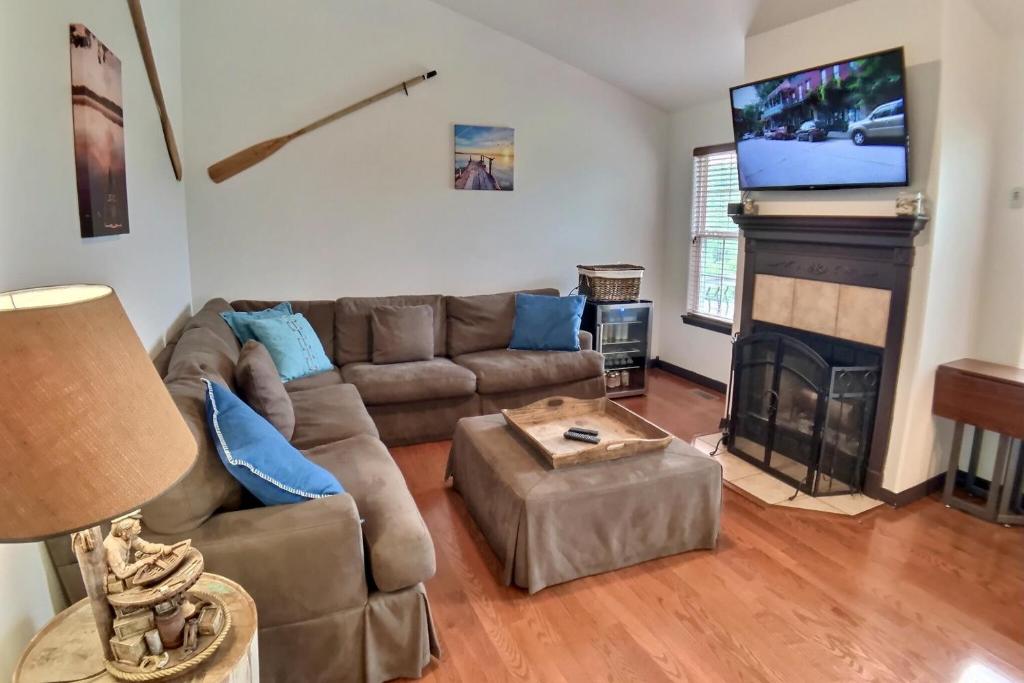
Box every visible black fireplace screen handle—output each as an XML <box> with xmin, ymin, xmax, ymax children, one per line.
<box><xmin>763</xmin><ymin>389</ymin><xmax>779</xmax><ymax>416</ymax></box>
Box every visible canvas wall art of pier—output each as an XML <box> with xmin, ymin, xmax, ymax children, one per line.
<box><xmin>454</xmin><ymin>125</ymin><xmax>514</xmax><ymax>191</ymax></box>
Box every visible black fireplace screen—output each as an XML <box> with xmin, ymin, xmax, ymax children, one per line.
<box><xmin>728</xmin><ymin>332</ymin><xmax>879</xmax><ymax>496</ymax></box>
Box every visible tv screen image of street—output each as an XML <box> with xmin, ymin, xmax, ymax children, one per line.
<box><xmin>729</xmin><ymin>47</ymin><xmax>908</xmax><ymax>190</ymax></box>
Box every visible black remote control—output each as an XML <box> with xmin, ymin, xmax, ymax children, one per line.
<box><xmin>564</xmin><ymin>429</ymin><xmax>600</xmax><ymax>444</ymax></box>
<box><xmin>570</xmin><ymin>426</ymin><xmax>599</xmax><ymax>436</ymax></box>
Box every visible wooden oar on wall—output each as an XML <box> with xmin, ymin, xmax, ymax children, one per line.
<box><xmin>127</xmin><ymin>0</ymin><xmax>182</xmax><ymax>180</ymax></box>
<box><xmin>208</xmin><ymin>70</ymin><xmax>438</xmax><ymax>184</ymax></box>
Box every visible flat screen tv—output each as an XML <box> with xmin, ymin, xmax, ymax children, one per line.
<box><xmin>729</xmin><ymin>47</ymin><xmax>909</xmax><ymax>190</ymax></box>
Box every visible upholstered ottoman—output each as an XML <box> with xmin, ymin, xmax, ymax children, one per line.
<box><xmin>445</xmin><ymin>413</ymin><xmax>722</xmax><ymax>593</ymax></box>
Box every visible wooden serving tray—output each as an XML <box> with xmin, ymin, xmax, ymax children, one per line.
<box><xmin>501</xmin><ymin>396</ymin><xmax>673</xmax><ymax>469</ymax></box>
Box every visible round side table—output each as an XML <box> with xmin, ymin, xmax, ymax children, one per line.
<box><xmin>14</xmin><ymin>573</ymin><xmax>258</xmax><ymax>683</ymax></box>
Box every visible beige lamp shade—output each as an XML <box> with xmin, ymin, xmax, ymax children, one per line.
<box><xmin>0</xmin><ymin>285</ymin><xmax>197</xmax><ymax>542</ymax></box>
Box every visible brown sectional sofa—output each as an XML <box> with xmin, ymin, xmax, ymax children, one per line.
<box><xmin>48</xmin><ymin>289</ymin><xmax>604</xmax><ymax>683</ymax></box>
<box><xmin>233</xmin><ymin>288</ymin><xmax>605</xmax><ymax>446</ymax></box>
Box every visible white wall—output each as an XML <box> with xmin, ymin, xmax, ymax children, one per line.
<box><xmin>974</xmin><ymin>38</ymin><xmax>1024</xmax><ymax>367</ymax></box>
<box><xmin>658</xmin><ymin>98</ymin><xmax>736</xmax><ymax>384</ymax></box>
<box><xmin>0</xmin><ymin>1</ymin><xmax>190</xmax><ymax>676</ymax></box>
<box><xmin>180</xmin><ymin>0</ymin><xmax>669</xmax><ymax>338</ymax></box>
<box><xmin>741</xmin><ymin>0</ymin><xmax>1009</xmax><ymax>494</ymax></box>
<box><xmin>0</xmin><ymin>0</ymin><xmax>192</xmax><ymax>353</ymax></box>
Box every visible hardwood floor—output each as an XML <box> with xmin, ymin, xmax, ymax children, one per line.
<box><xmin>392</xmin><ymin>369</ymin><xmax>1024</xmax><ymax>682</ymax></box>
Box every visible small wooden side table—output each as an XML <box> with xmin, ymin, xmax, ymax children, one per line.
<box><xmin>14</xmin><ymin>574</ymin><xmax>258</xmax><ymax>683</ymax></box>
<box><xmin>934</xmin><ymin>358</ymin><xmax>1024</xmax><ymax>525</ymax></box>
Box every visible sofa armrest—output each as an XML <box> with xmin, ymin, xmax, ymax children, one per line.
<box><xmin>162</xmin><ymin>494</ymin><xmax>368</xmax><ymax>628</ymax></box>
<box><xmin>578</xmin><ymin>329</ymin><xmax>593</xmax><ymax>351</ymax></box>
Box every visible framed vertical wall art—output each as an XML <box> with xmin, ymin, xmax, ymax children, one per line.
<box><xmin>70</xmin><ymin>24</ymin><xmax>129</xmax><ymax>237</ymax></box>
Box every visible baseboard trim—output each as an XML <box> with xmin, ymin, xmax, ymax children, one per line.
<box><xmin>878</xmin><ymin>473</ymin><xmax>946</xmax><ymax>508</ymax></box>
<box><xmin>653</xmin><ymin>358</ymin><xmax>727</xmax><ymax>394</ymax></box>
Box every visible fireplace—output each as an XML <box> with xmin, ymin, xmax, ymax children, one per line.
<box><xmin>726</xmin><ymin>214</ymin><xmax>927</xmax><ymax>499</ymax></box>
<box><xmin>730</xmin><ymin>326</ymin><xmax>880</xmax><ymax>495</ymax></box>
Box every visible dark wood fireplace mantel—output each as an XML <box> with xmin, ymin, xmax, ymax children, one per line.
<box><xmin>729</xmin><ymin>212</ymin><xmax>929</xmax><ymax>502</ymax></box>
<box><xmin>733</xmin><ymin>214</ymin><xmax>927</xmax><ymax>248</ymax></box>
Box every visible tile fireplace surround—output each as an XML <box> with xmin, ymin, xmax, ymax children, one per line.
<box><xmin>728</xmin><ymin>214</ymin><xmax>928</xmax><ymax>501</ymax></box>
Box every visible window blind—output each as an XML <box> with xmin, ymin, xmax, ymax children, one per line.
<box><xmin>687</xmin><ymin>145</ymin><xmax>740</xmax><ymax>323</ymax></box>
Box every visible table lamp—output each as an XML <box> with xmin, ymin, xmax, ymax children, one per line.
<box><xmin>0</xmin><ymin>285</ymin><xmax>200</xmax><ymax>676</ymax></box>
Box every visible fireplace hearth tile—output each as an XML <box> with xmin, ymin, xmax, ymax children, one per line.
<box><xmin>691</xmin><ymin>435</ymin><xmax>884</xmax><ymax>517</ymax></box>
<box><xmin>819</xmin><ymin>492</ymin><xmax>883</xmax><ymax>515</ymax></box>
<box><xmin>730</xmin><ymin>472</ymin><xmax>796</xmax><ymax>504</ymax></box>
<box><xmin>776</xmin><ymin>493</ymin><xmax>843</xmax><ymax>514</ymax></box>
<box><xmin>715</xmin><ymin>452</ymin><xmax>764</xmax><ymax>482</ymax></box>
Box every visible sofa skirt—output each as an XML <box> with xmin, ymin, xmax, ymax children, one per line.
<box><xmin>259</xmin><ymin>582</ymin><xmax>440</xmax><ymax>683</ymax></box>
<box><xmin>368</xmin><ymin>394</ymin><xmax>480</xmax><ymax>446</ymax></box>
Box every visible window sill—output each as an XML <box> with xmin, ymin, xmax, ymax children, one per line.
<box><xmin>681</xmin><ymin>313</ymin><xmax>732</xmax><ymax>335</ymax></box>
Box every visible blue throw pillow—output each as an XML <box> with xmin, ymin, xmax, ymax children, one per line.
<box><xmin>220</xmin><ymin>302</ymin><xmax>293</xmax><ymax>345</ymax></box>
<box><xmin>509</xmin><ymin>293</ymin><xmax>586</xmax><ymax>351</ymax></box>
<box><xmin>247</xmin><ymin>313</ymin><xmax>333</xmax><ymax>382</ymax></box>
<box><xmin>203</xmin><ymin>379</ymin><xmax>343</xmax><ymax>505</ymax></box>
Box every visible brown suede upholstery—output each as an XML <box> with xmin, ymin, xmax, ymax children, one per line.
<box><xmin>335</xmin><ymin>295</ymin><xmax>446</xmax><ymax>365</ymax></box>
<box><xmin>235</xmin><ymin>341</ymin><xmax>295</xmax><ymax>439</ymax></box>
<box><xmin>181</xmin><ymin>298</ymin><xmax>241</xmax><ymax>358</ymax></box>
<box><xmin>371</xmin><ymin>304</ymin><xmax>435</xmax><ymax>364</ymax></box>
<box><xmin>367</xmin><ymin>395</ymin><xmax>480</xmax><ymax>447</ymax></box>
<box><xmin>479</xmin><ymin>375</ymin><xmax>607</xmax><ymax>414</ymax></box>
<box><xmin>284</xmin><ymin>367</ymin><xmax>344</xmax><ymax>392</ymax></box>
<box><xmin>165</xmin><ymin>326</ymin><xmax>239</xmax><ymax>391</ymax></box>
<box><xmin>341</xmin><ymin>358</ymin><xmax>477</xmax><ymax>405</ymax></box>
<box><xmin>454</xmin><ymin>348</ymin><xmax>605</xmax><ymax>394</ymax></box>
<box><xmin>143</xmin><ymin>376</ymin><xmax>242</xmax><ymax>535</ymax></box>
<box><xmin>445</xmin><ymin>288</ymin><xmax>558</xmax><ymax>357</ymax></box>
<box><xmin>307</xmin><ymin>435</ymin><xmax>436</xmax><ymax>592</ymax></box>
<box><xmin>48</xmin><ymin>289</ymin><xmax>605</xmax><ymax>682</ymax></box>
<box><xmin>290</xmin><ymin>383</ymin><xmax>380</xmax><ymax>449</ymax></box>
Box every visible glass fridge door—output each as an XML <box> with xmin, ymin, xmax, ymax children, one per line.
<box><xmin>597</xmin><ymin>304</ymin><xmax>649</xmax><ymax>393</ymax></box>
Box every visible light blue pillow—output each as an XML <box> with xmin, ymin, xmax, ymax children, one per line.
<box><xmin>220</xmin><ymin>302</ymin><xmax>293</xmax><ymax>345</ymax></box>
<box><xmin>203</xmin><ymin>379</ymin><xmax>343</xmax><ymax>505</ymax></box>
<box><xmin>509</xmin><ymin>293</ymin><xmax>586</xmax><ymax>351</ymax></box>
<box><xmin>247</xmin><ymin>313</ymin><xmax>333</xmax><ymax>382</ymax></box>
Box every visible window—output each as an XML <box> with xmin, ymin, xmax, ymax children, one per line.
<box><xmin>833</xmin><ymin>64</ymin><xmax>840</xmax><ymax>82</ymax></box>
<box><xmin>685</xmin><ymin>144</ymin><xmax>740</xmax><ymax>332</ymax></box>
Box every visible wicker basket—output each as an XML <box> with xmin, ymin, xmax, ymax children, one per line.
<box><xmin>576</xmin><ymin>264</ymin><xmax>644</xmax><ymax>302</ymax></box>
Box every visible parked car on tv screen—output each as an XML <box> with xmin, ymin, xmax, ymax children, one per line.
<box><xmin>795</xmin><ymin>120</ymin><xmax>828</xmax><ymax>142</ymax></box>
<box><xmin>766</xmin><ymin>126</ymin><xmax>794</xmax><ymax>140</ymax></box>
<box><xmin>849</xmin><ymin>98</ymin><xmax>905</xmax><ymax>145</ymax></box>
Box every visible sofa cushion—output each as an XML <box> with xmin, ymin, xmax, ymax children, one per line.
<box><xmin>508</xmin><ymin>293</ymin><xmax>586</xmax><ymax>351</ymax></box>
<box><xmin>248</xmin><ymin>314</ymin><xmax>334</xmax><ymax>382</ymax></box>
<box><xmin>203</xmin><ymin>380</ymin><xmax>343</xmax><ymax>506</ymax></box>
<box><xmin>371</xmin><ymin>304</ymin><xmax>434</xmax><ymax>364</ymax></box>
<box><xmin>454</xmin><ymin>348</ymin><xmax>604</xmax><ymax>395</ymax></box>
<box><xmin>305</xmin><ymin>434</ymin><xmax>436</xmax><ymax>592</ymax></box>
<box><xmin>335</xmin><ymin>295</ymin><xmax>445</xmax><ymax>365</ymax></box>
<box><xmin>283</xmin><ymin>368</ymin><xmax>343</xmax><ymax>393</ymax></box>
<box><xmin>445</xmin><ymin>288</ymin><xmax>558</xmax><ymax>357</ymax></box>
<box><xmin>232</xmin><ymin>299</ymin><xmax>336</xmax><ymax>359</ymax></box>
<box><xmin>143</xmin><ymin>376</ymin><xmax>243</xmax><ymax>535</ymax></box>
<box><xmin>289</xmin><ymin>383</ymin><xmax>379</xmax><ymax>450</ymax></box>
<box><xmin>234</xmin><ymin>341</ymin><xmax>295</xmax><ymax>440</ymax></box>
<box><xmin>181</xmin><ymin>298</ymin><xmax>241</xmax><ymax>360</ymax></box>
<box><xmin>341</xmin><ymin>358</ymin><xmax>477</xmax><ymax>405</ymax></box>
<box><xmin>165</xmin><ymin>326</ymin><xmax>238</xmax><ymax>392</ymax></box>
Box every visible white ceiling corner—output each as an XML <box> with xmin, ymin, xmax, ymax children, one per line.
<box><xmin>431</xmin><ymin>0</ymin><xmax>861</xmax><ymax>110</ymax></box>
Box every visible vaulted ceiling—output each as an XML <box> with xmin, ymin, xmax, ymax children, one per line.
<box><xmin>431</xmin><ymin>0</ymin><xmax>861</xmax><ymax>110</ymax></box>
